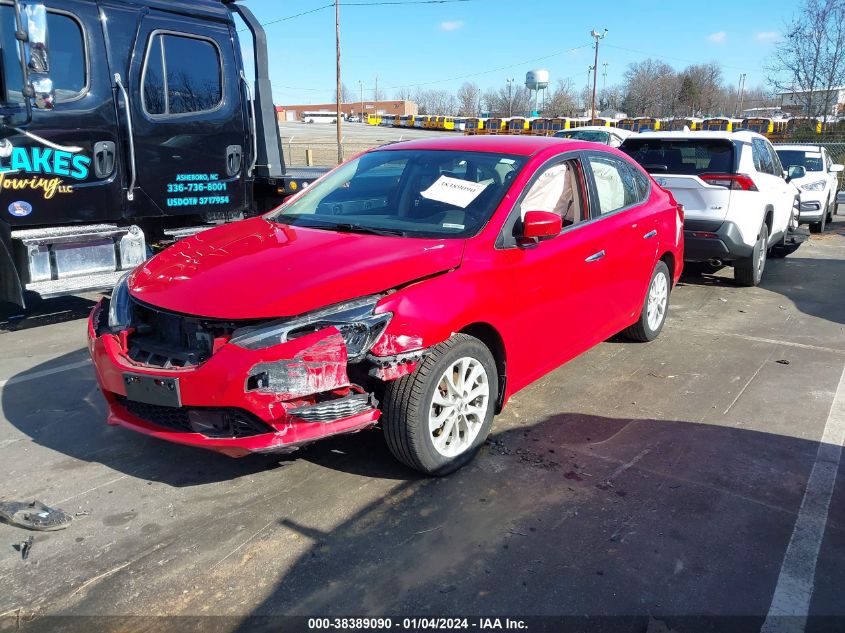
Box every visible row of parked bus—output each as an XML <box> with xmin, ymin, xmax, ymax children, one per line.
<box><xmin>366</xmin><ymin>113</ymin><xmax>844</xmax><ymax>139</ymax></box>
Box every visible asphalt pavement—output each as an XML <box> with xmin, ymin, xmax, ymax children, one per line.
<box><xmin>1</xmin><ymin>216</ymin><xmax>844</xmax><ymax>633</ymax></box>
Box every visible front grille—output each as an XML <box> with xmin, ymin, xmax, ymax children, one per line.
<box><xmin>115</xmin><ymin>396</ymin><xmax>274</xmax><ymax>438</ymax></box>
<box><xmin>126</xmin><ymin>300</ymin><xmax>255</xmax><ymax>369</ymax></box>
<box><xmin>288</xmin><ymin>393</ymin><xmax>375</xmax><ymax>423</ymax></box>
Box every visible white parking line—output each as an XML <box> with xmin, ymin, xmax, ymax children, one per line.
<box><xmin>761</xmin><ymin>363</ymin><xmax>845</xmax><ymax>633</ymax></box>
<box><xmin>0</xmin><ymin>359</ymin><xmax>91</xmax><ymax>389</ymax></box>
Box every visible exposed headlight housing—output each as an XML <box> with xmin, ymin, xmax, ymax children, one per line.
<box><xmin>801</xmin><ymin>180</ymin><xmax>827</xmax><ymax>191</ymax></box>
<box><xmin>230</xmin><ymin>295</ymin><xmax>392</xmax><ymax>361</ymax></box>
<box><xmin>108</xmin><ymin>270</ymin><xmax>134</xmax><ymax>330</ymax></box>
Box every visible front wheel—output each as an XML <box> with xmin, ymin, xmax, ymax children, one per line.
<box><xmin>382</xmin><ymin>334</ymin><xmax>497</xmax><ymax>476</ymax></box>
<box><xmin>811</xmin><ymin>209</ymin><xmax>827</xmax><ymax>233</ymax></box>
<box><xmin>734</xmin><ymin>223</ymin><xmax>768</xmax><ymax>286</ymax></box>
<box><xmin>623</xmin><ymin>260</ymin><xmax>671</xmax><ymax>342</ymax></box>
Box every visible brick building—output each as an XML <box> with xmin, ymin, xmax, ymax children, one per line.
<box><xmin>276</xmin><ymin>100</ymin><xmax>418</xmax><ymax>123</ymax></box>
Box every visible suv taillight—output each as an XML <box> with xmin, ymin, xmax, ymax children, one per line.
<box><xmin>699</xmin><ymin>173</ymin><xmax>758</xmax><ymax>191</ymax></box>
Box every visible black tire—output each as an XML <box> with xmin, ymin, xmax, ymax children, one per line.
<box><xmin>623</xmin><ymin>260</ymin><xmax>671</xmax><ymax>342</ymax></box>
<box><xmin>811</xmin><ymin>210</ymin><xmax>826</xmax><ymax>233</ymax></box>
<box><xmin>770</xmin><ymin>208</ymin><xmax>798</xmax><ymax>259</ymax></box>
<box><xmin>382</xmin><ymin>333</ymin><xmax>497</xmax><ymax>476</ymax></box>
<box><xmin>734</xmin><ymin>223</ymin><xmax>768</xmax><ymax>286</ymax></box>
<box><xmin>827</xmin><ymin>199</ymin><xmax>834</xmax><ymax>223</ymax></box>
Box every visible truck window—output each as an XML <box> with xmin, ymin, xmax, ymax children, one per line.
<box><xmin>142</xmin><ymin>32</ymin><xmax>222</xmax><ymax>117</ymax></box>
<box><xmin>1</xmin><ymin>8</ymin><xmax>86</xmax><ymax>103</ymax></box>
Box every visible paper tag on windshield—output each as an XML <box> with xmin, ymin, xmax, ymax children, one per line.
<box><xmin>420</xmin><ymin>176</ymin><xmax>489</xmax><ymax>209</ymax></box>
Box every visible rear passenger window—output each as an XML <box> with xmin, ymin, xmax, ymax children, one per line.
<box><xmin>753</xmin><ymin>139</ymin><xmax>775</xmax><ymax>175</ymax></box>
<box><xmin>587</xmin><ymin>155</ymin><xmax>639</xmax><ymax>215</ymax></box>
<box><xmin>142</xmin><ymin>33</ymin><xmax>222</xmax><ymax>116</ymax></box>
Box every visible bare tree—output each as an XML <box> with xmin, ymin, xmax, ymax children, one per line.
<box><xmin>545</xmin><ymin>79</ymin><xmax>579</xmax><ymax>116</ymax></box>
<box><xmin>622</xmin><ymin>59</ymin><xmax>678</xmax><ymax>116</ymax></box>
<box><xmin>768</xmin><ymin>0</ymin><xmax>845</xmax><ymax>121</ymax></box>
<box><xmin>677</xmin><ymin>62</ymin><xmax>723</xmax><ymax>116</ymax></box>
<box><xmin>333</xmin><ymin>82</ymin><xmax>354</xmax><ymax>103</ymax></box>
<box><xmin>456</xmin><ymin>82</ymin><xmax>481</xmax><ymax>116</ymax></box>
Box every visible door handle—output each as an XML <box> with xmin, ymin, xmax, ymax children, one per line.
<box><xmin>585</xmin><ymin>250</ymin><xmax>605</xmax><ymax>262</ymax></box>
<box><xmin>226</xmin><ymin>145</ymin><xmax>243</xmax><ymax>177</ymax></box>
<box><xmin>643</xmin><ymin>229</ymin><xmax>658</xmax><ymax>239</ymax></box>
<box><xmin>93</xmin><ymin>141</ymin><xmax>116</xmax><ymax>178</ymax></box>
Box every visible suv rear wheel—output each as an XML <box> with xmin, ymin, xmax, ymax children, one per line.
<box><xmin>734</xmin><ymin>223</ymin><xmax>768</xmax><ymax>286</ymax></box>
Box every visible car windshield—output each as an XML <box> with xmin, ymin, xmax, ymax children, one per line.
<box><xmin>268</xmin><ymin>149</ymin><xmax>527</xmax><ymax>238</ymax></box>
<box><xmin>775</xmin><ymin>150</ymin><xmax>823</xmax><ymax>172</ymax></box>
<box><xmin>555</xmin><ymin>130</ymin><xmax>610</xmax><ymax>144</ymax></box>
<box><xmin>621</xmin><ymin>138</ymin><xmax>735</xmax><ymax>175</ymax></box>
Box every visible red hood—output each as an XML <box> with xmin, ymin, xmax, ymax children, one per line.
<box><xmin>128</xmin><ymin>218</ymin><xmax>465</xmax><ymax>319</ymax></box>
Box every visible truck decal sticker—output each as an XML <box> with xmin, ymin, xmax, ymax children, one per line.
<box><xmin>8</xmin><ymin>201</ymin><xmax>33</xmax><ymax>217</ymax></box>
<box><xmin>0</xmin><ymin>147</ymin><xmax>91</xmax><ymax>201</ymax></box>
<box><xmin>166</xmin><ymin>173</ymin><xmax>229</xmax><ymax>207</ymax></box>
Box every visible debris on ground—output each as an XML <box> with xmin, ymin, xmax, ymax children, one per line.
<box><xmin>15</xmin><ymin>536</ymin><xmax>34</xmax><ymax>560</ymax></box>
<box><xmin>564</xmin><ymin>471</ymin><xmax>583</xmax><ymax>482</ymax></box>
<box><xmin>0</xmin><ymin>500</ymin><xmax>72</xmax><ymax>531</ymax></box>
<box><xmin>776</xmin><ymin>359</ymin><xmax>790</xmax><ymax>365</ymax></box>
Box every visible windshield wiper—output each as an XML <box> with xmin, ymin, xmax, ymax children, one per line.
<box><xmin>296</xmin><ymin>220</ymin><xmax>407</xmax><ymax>237</ymax></box>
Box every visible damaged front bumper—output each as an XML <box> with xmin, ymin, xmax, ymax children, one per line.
<box><xmin>87</xmin><ymin>299</ymin><xmax>392</xmax><ymax>457</ymax></box>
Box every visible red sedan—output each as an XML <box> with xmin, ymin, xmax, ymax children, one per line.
<box><xmin>88</xmin><ymin>136</ymin><xmax>683</xmax><ymax>475</ymax></box>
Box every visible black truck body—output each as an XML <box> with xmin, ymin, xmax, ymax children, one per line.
<box><xmin>0</xmin><ymin>0</ymin><xmax>324</xmax><ymax>307</ymax></box>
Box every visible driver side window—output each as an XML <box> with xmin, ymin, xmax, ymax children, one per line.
<box><xmin>519</xmin><ymin>159</ymin><xmax>586</xmax><ymax>228</ymax></box>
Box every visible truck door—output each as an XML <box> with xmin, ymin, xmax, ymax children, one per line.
<box><xmin>0</xmin><ymin>0</ymin><xmax>124</xmax><ymax>227</ymax></box>
<box><xmin>117</xmin><ymin>9</ymin><xmax>248</xmax><ymax>224</ymax></box>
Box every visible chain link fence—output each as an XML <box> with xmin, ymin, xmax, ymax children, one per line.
<box><xmin>282</xmin><ymin>142</ymin><xmax>386</xmax><ymax>167</ymax></box>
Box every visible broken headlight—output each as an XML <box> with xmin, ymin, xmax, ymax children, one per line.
<box><xmin>108</xmin><ymin>270</ymin><xmax>134</xmax><ymax>330</ymax></box>
<box><xmin>230</xmin><ymin>295</ymin><xmax>392</xmax><ymax>361</ymax></box>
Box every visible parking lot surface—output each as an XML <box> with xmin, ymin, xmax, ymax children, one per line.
<box><xmin>1</xmin><ymin>219</ymin><xmax>844</xmax><ymax>632</ymax></box>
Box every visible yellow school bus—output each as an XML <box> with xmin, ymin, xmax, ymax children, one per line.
<box><xmin>702</xmin><ymin>117</ymin><xmax>742</xmax><ymax>131</ymax></box>
<box><xmin>664</xmin><ymin>117</ymin><xmax>702</xmax><ymax>131</ymax></box>
<box><xmin>451</xmin><ymin>117</ymin><xmax>468</xmax><ymax>132</ymax></box>
<box><xmin>616</xmin><ymin>118</ymin><xmax>637</xmax><ymax>131</ymax></box>
<box><xmin>366</xmin><ymin>113</ymin><xmax>381</xmax><ymax>125</ymax></box>
<box><xmin>546</xmin><ymin>117</ymin><xmax>570</xmax><ymax>133</ymax></box>
<box><xmin>529</xmin><ymin>118</ymin><xmax>550</xmax><ymax>135</ymax></box>
<box><xmin>465</xmin><ymin>117</ymin><xmax>486</xmax><ymax>135</ymax></box>
<box><xmin>485</xmin><ymin>117</ymin><xmax>507</xmax><ymax>134</ymax></box>
<box><xmin>406</xmin><ymin>114</ymin><xmax>417</xmax><ymax>128</ymax></box>
<box><xmin>507</xmin><ymin>117</ymin><xmax>531</xmax><ymax>134</ymax></box>
<box><xmin>589</xmin><ymin>117</ymin><xmax>616</xmax><ymax>127</ymax></box>
<box><xmin>634</xmin><ymin>117</ymin><xmax>661</xmax><ymax>132</ymax></box>
<box><xmin>568</xmin><ymin>118</ymin><xmax>590</xmax><ymax>129</ymax></box>
<box><xmin>742</xmin><ymin>117</ymin><xmax>774</xmax><ymax>135</ymax></box>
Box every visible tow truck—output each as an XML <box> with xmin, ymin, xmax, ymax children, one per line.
<box><xmin>0</xmin><ymin>0</ymin><xmax>325</xmax><ymax>308</ymax></box>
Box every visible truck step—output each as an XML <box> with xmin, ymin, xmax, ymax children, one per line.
<box><xmin>25</xmin><ymin>269</ymin><xmax>127</xmax><ymax>299</ymax></box>
<box><xmin>12</xmin><ymin>224</ymin><xmax>130</xmax><ymax>246</ymax></box>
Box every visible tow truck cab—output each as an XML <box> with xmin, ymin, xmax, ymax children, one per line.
<box><xmin>0</xmin><ymin>0</ymin><xmax>322</xmax><ymax>307</ymax></box>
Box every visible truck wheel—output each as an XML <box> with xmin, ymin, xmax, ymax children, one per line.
<box><xmin>734</xmin><ymin>224</ymin><xmax>768</xmax><ymax>286</ymax></box>
<box><xmin>623</xmin><ymin>260</ymin><xmax>671</xmax><ymax>342</ymax></box>
<box><xmin>382</xmin><ymin>334</ymin><xmax>497</xmax><ymax>476</ymax></box>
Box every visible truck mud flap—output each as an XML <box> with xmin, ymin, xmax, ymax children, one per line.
<box><xmin>0</xmin><ymin>221</ymin><xmax>24</xmax><ymax>307</ymax></box>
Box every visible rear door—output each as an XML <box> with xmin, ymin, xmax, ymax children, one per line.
<box><xmin>621</xmin><ymin>137</ymin><xmax>733</xmax><ymax>228</ymax></box>
<box><xmin>754</xmin><ymin>138</ymin><xmax>793</xmax><ymax>237</ymax></box>
<box><xmin>112</xmin><ymin>6</ymin><xmax>248</xmax><ymax>222</ymax></box>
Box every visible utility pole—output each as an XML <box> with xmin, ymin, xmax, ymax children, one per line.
<box><xmin>506</xmin><ymin>78</ymin><xmax>514</xmax><ymax>117</ymax></box>
<box><xmin>374</xmin><ymin>75</ymin><xmax>379</xmax><ymax>107</ymax></box>
<box><xmin>359</xmin><ymin>79</ymin><xmax>363</xmax><ymax>119</ymax></box>
<box><xmin>735</xmin><ymin>73</ymin><xmax>747</xmax><ymax>118</ymax></box>
<box><xmin>590</xmin><ymin>29</ymin><xmax>607</xmax><ymax>121</ymax></box>
<box><xmin>334</xmin><ymin>0</ymin><xmax>342</xmax><ymax>164</ymax></box>
<box><xmin>602</xmin><ymin>62</ymin><xmax>608</xmax><ymax>91</ymax></box>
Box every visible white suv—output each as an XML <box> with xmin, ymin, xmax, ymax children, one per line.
<box><xmin>774</xmin><ymin>144</ymin><xmax>842</xmax><ymax>233</ymax></box>
<box><xmin>621</xmin><ymin>131</ymin><xmax>801</xmax><ymax>286</ymax></box>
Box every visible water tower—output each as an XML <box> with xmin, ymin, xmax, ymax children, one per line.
<box><xmin>525</xmin><ymin>69</ymin><xmax>550</xmax><ymax>115</ymax></box>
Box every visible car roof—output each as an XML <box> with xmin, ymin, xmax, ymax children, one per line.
<box><xmin>558</xmin><ymin>126</ymin><xmax>635</xmax><ymax>136</ymax></box>
<box><xmin>376</xmin><ymin>135</ymin><xmax>597</xmax><ymax>156</ymax></box>
<box><xmin>621</xmin><ymin>130</ymin><xmax>764</xmax><ymax>142</ymax></box>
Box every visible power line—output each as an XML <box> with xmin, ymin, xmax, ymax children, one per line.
<box><xmin>604</xmin><ymin>43</ymin><xmax>754</xmax><ymax>73</ymax></box>
<box><xmin>257</xmin><ymin>0</ymin><xmax>472</xmax><ymax>28</ymax></box>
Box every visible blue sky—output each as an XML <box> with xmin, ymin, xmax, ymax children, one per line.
<box><xmin>242</xmin><ymin>0</ymin><xmax>796</xmax><ymax>105</ymax></box>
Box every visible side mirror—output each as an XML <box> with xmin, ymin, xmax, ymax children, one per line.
<box><xmin>520</xmin><ymin>210</ymin><xmax>562</xmax><ymax>244</ymax></box>
<box><xmin>24</xmin><ymin>3</ymin><xmax>54</xmax><ymax>110</ymax></box>
<box><xmin>786</xmin><ymin>165</ymin><xmax>806</xmax><ymax>182</ymax></box>
<box><xmin>830</xmin><ymin>164</ymin><xmax>844</xmax><ymax>173</ymax></box>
